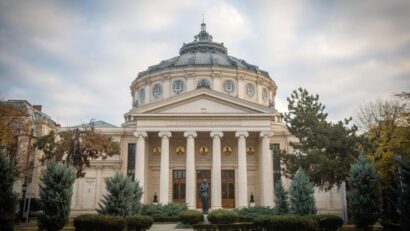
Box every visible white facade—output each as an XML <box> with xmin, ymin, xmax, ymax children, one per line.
<box><xmin>69</xmin><ymin>23</ymin><xmax>346</xmax><ymax>217</ymax></box>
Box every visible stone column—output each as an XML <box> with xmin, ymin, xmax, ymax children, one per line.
<box><xmin>210</xmin><ymin>131</ymin><xmax>223</xmax><ymax>209</ymax></box>
<box><xmin>235</xmin><ymin>131</ymin><xmax>249</xmax><ymax>207</ymax></box>
<box><xmin>260</xmin><ymin>131</ymin><xmax>274</xmax><ymax>206</ymax></box>
<box><xmin>184</xmin><ymin>131</ymin><xmax>197</xmax><ymax>209</ymax></box>
<box><xmin>95</xmin><ymin>165</ymin><xmax>102</xmax><ymax>205</ymax></box>
<box><xmin>159</xmin><ymin>131</ymin><xmax>172</xmax><ymax>204</ymax></box>
<box><xmin>134</xmin><ymin>132</ymin><xmax>147</xmax><ymax>201</ymax></box>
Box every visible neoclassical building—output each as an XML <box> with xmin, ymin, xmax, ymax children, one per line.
<box><xmin>68</xmin><ymin>23</ymin><xmax>347</xmax><ymax>217</ymax></box>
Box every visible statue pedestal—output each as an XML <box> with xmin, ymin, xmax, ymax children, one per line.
<box><xmin>203</xmin><ymin>214</ymin><xmax>210</xmax><ymax>224</ymax></box>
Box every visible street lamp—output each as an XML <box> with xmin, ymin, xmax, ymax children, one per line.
<box><xmin>21</xmin><ymin>182</ymin><xmax>27</xmax><ymax>221</ymax></box>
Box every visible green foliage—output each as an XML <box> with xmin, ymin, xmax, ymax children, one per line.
<box><xmin>289</xmin><ymin>168</ymin><xmax>317</xmax><ymax>215</ymax></box>
<box><xmin>234</xmin><ymin>206</ymin><xmax>277</xmax><ymax>220</ymax></box>
<box><xmin>274</xmin><ymin>180</ymin><xmax>289</xmax><ymax>214</ymax></box>
<box><xmin>395</xmin><ymin>157</ymin><xmax>410</xmax><ymax>230</ymax></box>
<box><xmin>38</xmin><ymin>161</ymin><xmax>76</xmax><ymax>231</ymax></box>
<box><xmin>97</xmin><ymin>172</ymin><xmax>142</xmax><ymax>216</ymax></box>
<box><xmin>179</xmin><ymin>210</ymin><xmax>203</xmax><ymax>225</ymax></box>
<box><xmin>283</xmin><ymin>88</ymin><xmax>360</xmax><ymax>190</ymax></box>
<box><xmin>73</xmin><ymin>214</ymin><xmax>126</xmax><ymax>231</ymax></box>
<box><xmin>254</xmin><ymin>215</ymin><xmax>319</xmax><ymax>231</ymax></box>
<box><xmin>140</xmin><ymin>203</ymin><xmax>187</xmax><ymax>222</ymax></box>
<box><xmin>0</xmin><ymin>155</ymin><xmax>17</xmax><ymax>231</ymax></box>
<box><xmin>306</xmin><ymin>214</ymin><xmax>344</xmax><ymax>231</ymax></box>
<box><xmin>207</xmin><ymin>209</ymin><xmax>239</xmax><ymax>224</ymax></box>
<box><xmin>347</xmin><ymin>155</ymin><xmax>381</xmax><ymax>229</ymax></box>
<box><xmin>35</xmin><ymin>123</ymin><xmax>120</xmax><ymax>178</ymax></box>
<box><xmin>126</xmin><ymin>215</ymin><xmax>154</xmax><ymax>231</ymax></box>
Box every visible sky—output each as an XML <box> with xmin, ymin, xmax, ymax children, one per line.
<box><xmin>0</xmin><ymin>0</ymin><xmax>409</xmax><ymax>126</ymax></box>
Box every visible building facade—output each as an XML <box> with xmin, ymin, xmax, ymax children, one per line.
<box><xmin>66</xmin><ymin>23</ymin><xmax>347</xmax><ymax>216</ymax></box>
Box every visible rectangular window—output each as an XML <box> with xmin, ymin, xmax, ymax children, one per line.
<box><xmin>127</xmin><ymin>143</ymin><xmax>136</xmax><ymax>180</ymax></box>
<box><xmin>272</xmin><ymin>143</ymin><xmax>281</xmax><ymax>182</ymax></box>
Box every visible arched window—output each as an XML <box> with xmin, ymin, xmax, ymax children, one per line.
<box><xmin>245</xmin><ymin>83</ymin><xmax>255</xmax><ymax>97</ymax></box>
<box><xmin>173</xmin><ymin>80</ymin><xmax>185</xmax><ymax>94</ymax></box>
<box><xmin>152</xmin><ymin>83</ymin><xmax>162</xmax><ymax>97</ymax></box>
<box><xmin>262</xmin><ymin>88</ymin><xmax>268</xmax><ymax>100</ymax></box>
<box><xmin>139</xmin><ymin>88</ymin><xmax>145</xmax><ymax>102</ymax></box>
<box><xmin>223</xmin><ymin>80</ymin><xmax>235</xmax><ymax>93</ymax></box>
<box><xmin>197</xmin><ymin>79</ymin><xmax>210</xmax><ymax>89</ymax></box>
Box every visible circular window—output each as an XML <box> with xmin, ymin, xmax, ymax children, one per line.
<box><xmin>246</xmin><ymin>83</ymin><xmax>255</xmax><ymax>97</ymax></box>
<box><xmin>223</xmin><ymin>80</ymin><xmax>235</xmax><ymax>93</ymax></box>
<box><xmin>139</xmin><ymin>88</ymin><xmax>145</xmax><ymax>101</ymax></box>
<box><xmin>262</xmin><ymin>88</ymin><xmax>268</xmax><ymax>100</ymax></box>
<box><xmin>197</xmin><ymin>79</ymin><xmax>210</xmax><ymax>89</ymax></box>
<box><xmin>173</xmin><ymin>80</ymin><xmax>185</xmax><ymax>94</ymax></box>
<box><xmin>152</xmin><ymin>83</ymin><xmax>162</xmax><ymax>97</ymax></box>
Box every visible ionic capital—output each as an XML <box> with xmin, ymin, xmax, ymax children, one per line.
<box><xmin>184</xmin><ymin>131</ymin><xmax>197</xmax><ymax>138</ymax></box>
<box><xmin>134</xmin><ymin>131</ymin><xmax>147</xmax><ymax>138</ymax></box>
<box><xmin>210</xmin><ymin>131</ymin><xmax>223</xmax><ymax>138</ymax></box>
<box><xmin>235</xmin><ymin>131</ymin><xmax>249</xmax><ymax>138</ymax></box>
<box><xmin>158</xmin><ymin>131</ymin><xmax>172</xmax><ymax>138</ymax></box>
<box><xmin>260</xmin><ymin>131</ymin><xmax>273</xmax><ymax>138</ymax></box>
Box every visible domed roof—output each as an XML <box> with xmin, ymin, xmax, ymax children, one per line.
<box><xmin>137</xmin><ymin>22</ymin><xmax>269</xmax><ymax>77</ymax></box>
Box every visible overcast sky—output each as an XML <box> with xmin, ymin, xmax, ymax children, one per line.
<box><xmin>0</xmin><ymin>0</ymin><xmax>409</xmax><ymax>126</ymax></box>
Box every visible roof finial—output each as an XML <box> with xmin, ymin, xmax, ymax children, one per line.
<box><xmin>201</xmin><ymin>13</ymin><xmax>206</xmax><ymax>32</ymax></box>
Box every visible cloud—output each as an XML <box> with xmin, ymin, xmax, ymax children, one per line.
<box><xmin>0</xmin><ymin>0</ymin><xmax>409</xmax><ymax>126</ymax></box>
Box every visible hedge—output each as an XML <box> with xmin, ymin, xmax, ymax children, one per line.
<box><xmin>254</xmin><ymin>215</ymin><xmax>319</xmax><ymax>231</ymax></box>
<box><xmin>73</xmin><ymin>214</ymin><xmax>126</xmax><ymax>231</ymax></box>
<box><xmin>140</xmin><ymin>203</ymin><xmax>187</xmax><ymax>222</ymax></box>
<box><xmin>306</xmin><ymin>214</ymin><xmax>343</xmax><ymax>231</ymax></box>
<box><xmin>207</xmin><ymin>209</ymin><xmax>239</xmax><ymax>224</ymax></box>
<box><xmin>126</xmin><ymin>215</ymin><xmax>153</xmax><ymax>231</ymax></box>
<box><xmin>234</xmin><ymin>206</ymin><xmax>277</xmax><ymax>220</ymax></box>
<box><xmin>179</xmin><ymin>210</ymin><xmax>204</xmax><ymax>225</ymax></box>
<box><xmin>193</xmin><ymin>224</ymin><xmax>253</xmax><ymax>231</ymax></box>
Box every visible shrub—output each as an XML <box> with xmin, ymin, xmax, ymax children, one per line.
<box><xmin>254</xmin><ymin>215</ymin><xmax>319</xmax><ymax>231</ymax></box>
<box><xmin>179</xmin><ymin>210</ymin><xmax>203</xmax><ymax>225</ymax></box>
<box><xmin>97</xmin><ymin>173</ymin><xmax>142</xmax><ymax>216</ymax></box>
<box><xmin>347</xmin><ymin>155</ymin><xmax>381</xmax><ymax>230</ymax></box>
<box><xmin>126</xmin><ymin>215</ymin><xmax>153</xmax><ymax>231</ymax></box>
<box><xmin>73</xmin><ymin>214</ymin><xmax>126</xmax><ymax>231</ymax></box>
<box><xmin>274</xmin><ymin>180</ymin><xmax>289</xmax><ymax>215</ymax></box>
<box><xmin>234</xmin><ymin>206</ymin><xmax>277</xmax><ymax>220</ymax></box>
<box><xmin>306</xmin><ymin>214</ymin><xmax>343</xmax><ymax>231</ymax></box>
<box><xmin>289</xmin><ymin>168</ymin><xmax>317</xmax><ymax>215</ymax></box>
<box><xmin>207</xmin><ymin>209</ymin><xmax>239</xmax><ymax>224</ymax></box>
<box><xmin>141</xmin><ymin>203</ymin><xmax>187</xmax><ymax>222</ymax></box>
<box><xmin>0</xmin><ymin>155</ymin><xmax>17</xmax><ymax>231</ymax></box>
<box><xmin>39</xmin><ymin>161</ymin><xmax>76</xmax><ymax>231</ymax></box>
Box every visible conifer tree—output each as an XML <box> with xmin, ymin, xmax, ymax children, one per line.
<box><xmin>395</xmin><ymin>157</ymin><xmax>410</xmax><ymax>230</ymax></box>
<box><xmin>289</xmin><ymin>168</ymin><xmax>317</xmax><ymax>215</ymax></box>
<box><xmin>274</xmin><ymin>180</ymin><xmax>289</xmax><ymax>214</ymax></box>
<box><xmin>97</xmin><ymin>172</ymin><xmax>143</xmax><ymax>216</ymax></box>
<box><xmin>347</xmin><ymin>155</ymin><xmax>381</xmax><ymax>230</ymax></box>
<box><xmin>0</xmin><ymin>155</ymin><xmax>17</xmax><ymax>231</ymax></box>
<box><xmin>38</xmin><ymin>161</ymin><xmax>76</xmax><ymax>231</ymax></box>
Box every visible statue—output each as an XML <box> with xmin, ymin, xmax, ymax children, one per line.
<box><xmin>199</xmin><ymin>178</ymin><xmax>209</xmax><ymax>214</ymax></box>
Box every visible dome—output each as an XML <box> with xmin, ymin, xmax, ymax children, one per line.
<box><xmin>137</xmin><ymin>22</ymin><xmax>269</xmax><ymax>77</ymax></box>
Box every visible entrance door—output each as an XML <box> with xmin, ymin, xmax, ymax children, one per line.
<box><xmin>196</xmin><ymin>170</ymin><xmax>211</xmax><ymax>209</ymax></box>
<box><xmin>173</xmin><ymin>170</ymin><xmax>186</xmax><ymax>204</ymax></box>
<box><xmin>222</xmin><ymin>170</ymin><xmax>235</xmax><ymax>208</ymax></box>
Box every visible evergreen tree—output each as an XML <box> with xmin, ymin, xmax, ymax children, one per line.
<box><xmin>97</xmin><ymin>172</ymin><xmax>143</xmax><ymax>216</ymax></box>
<box><xmin>289</xmin><ymin>168</ymin><xmax>317</xmax><ymax>215</ymax></box>
<box><xmin>274</xmin><ymin>180</ymin><xmax>289</xmax><ymax>214</ymax></box>
<box><xmin>347</xmin><ymin>155</ymin><xmax>381</xmax><ymax>230</ymax></box>
<box><xmin>283</xmin><ymin>88</ymin><xmax>360</xmax><ymax>190</ymax></box>
<box><xmin>38</xmin><ymin>161</ymin><xmax>76</xmax><ymax>231</ymax></box>
<box><xmin>395</xmin><ymin>157</ymin><xmax>410</xmax><ymax>230</ymax></box>
<box><xmin>0</xmin><ymin>155</ymin><xmax>17</xmax><ymax>231</ymax></box>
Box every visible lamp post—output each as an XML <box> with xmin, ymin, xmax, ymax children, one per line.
<box><xmin>21</xmin><ymin>182</ymin><xmax>27</xmax><ymax>222</ymax></box>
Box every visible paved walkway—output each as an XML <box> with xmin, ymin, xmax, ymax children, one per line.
<box><xmin>150</xmin><ymin>224</ymin><xmax>193</xmax><ymax>230</ymax></box>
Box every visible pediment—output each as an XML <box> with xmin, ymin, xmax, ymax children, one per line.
<box><xmin>136</xmin><ymin>89</ymin><xmax>274</xmax><ymax>115</ymax></box>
